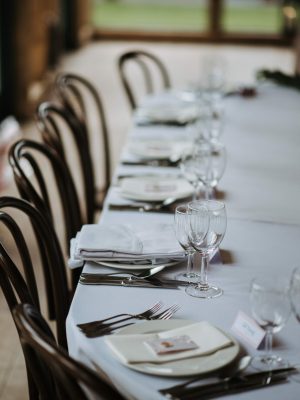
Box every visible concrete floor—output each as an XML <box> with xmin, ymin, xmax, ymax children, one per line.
<box><xmin>0</xmin><ymin>40</ymin><xmax>295</xmax><ymax>399</ymax></box>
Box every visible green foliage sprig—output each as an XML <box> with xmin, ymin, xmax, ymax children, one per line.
<box><xmin>257</xmin><ymin>69</ymin><xmax>300</xmax><ymax>91</ymax></box>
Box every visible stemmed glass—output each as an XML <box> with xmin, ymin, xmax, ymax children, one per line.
<box><xmin>289</xmin><ymin>267</ymin><xmax>300</xmax><ymax>381</ymax></box>
<box><xmin>194</xmin><ymin>140</ymin><xmax>227</xmax><ymax>199</ymax></box>
<box><xmin>290</xmin><ymin>267</ymin><xmax>300</xmax><ymax>322</ymax></box>
<box><xmin>174</xmin><ymin>204</ymin><xmax>209</xmax><ymax>282</ymax></box>
<box><xmin>179</xmin><ymin>149</ymin><xmax>203</xmax><ymax>200</ymax></box>
<box><xmin>250</xmin><ymin>277</ymin><xmax>291</xmax><ymax>370</ymax></box>
<box><xmin>186</xmin><ymin>200</ymin><xmax>226</xmax><ymax>299</ymax></box>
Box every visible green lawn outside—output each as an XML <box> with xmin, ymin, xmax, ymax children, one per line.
<box><xmin>223</xmin><ymin>7</ymin><xmax>281</xmax><ymax>33</ymax></box>
<box><xmin>92</xmin><ymin>3</ymin><xmax>208</xmax><ymax>32</ymax></box>
<box><xmin>92</xmin><ymin>2</ymin><xmax>282</xmax><ymax>34</ymax></box>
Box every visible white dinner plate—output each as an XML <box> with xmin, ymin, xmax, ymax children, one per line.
<box><xmin>115</xmin><ymin>319</ymin><xmax>239</xmax><ymax>377</ymax></box>
<box><xmin>120</xmin><ymin>177</ymin><xmax>194</xmax><ymax>202</ymax></box>
<box><xmin>96</xmin><ymin>259</ymin><xmax>181</xmax><ymax>271</ymax></box>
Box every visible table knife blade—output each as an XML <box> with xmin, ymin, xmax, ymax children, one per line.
<box><xmin>79</xmin><ymin>276</ymin><xmax>180</xmax><ymax>289</ymax></box>
<box><xmin>80</xmin><ymin>273</ymin><xmax>189</xmax><ymax>286</ymax></box>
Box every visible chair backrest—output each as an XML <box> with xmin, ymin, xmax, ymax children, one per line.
<box><xmin>55</xmin><ymin>72</ymin><xmax>111</xmax><ymax>198</ymax></box>
<box><xmin>13</xmin><ymin>303</ymin><xmax>125</xmax><ymax>400</ymax></box>
<box><xmin>118</xmin><ymin>49</ymin><xmax>171</xmax><ymax>110</ymax></box>
<box><xmin>36</xmin><ymin>101</ymin><xmax>96</xmax><ymax>224</ymax></box>
<box><xmin>0</xmin><ymin>196</ymin><xmax>69</xmax><ymax>349</ymax></box>
<box><xmin>8</xmin><ymin>139</ymin><xmax>83</xmax><ymax>290</ymax></box>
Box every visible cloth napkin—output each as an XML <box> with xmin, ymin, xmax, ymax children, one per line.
<box><xmin>105</xmin><ymin>321</ymin><xmax>232</xmax><ymax>364</ymax></box>
<box><xmin>68</xmin><ymin>223</ymin><xmax>185</xmax><ymax>269</ymax></box>
<box><xmin>134</xmin><ymin>102</ymin><xmax>199</xmax><ymax>126</ymax></box>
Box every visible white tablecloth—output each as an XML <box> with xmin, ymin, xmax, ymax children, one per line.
<box><xmin>67</xmin><ymin>83</ymin><xmax>300</xmax><ymax>399</ymax></box>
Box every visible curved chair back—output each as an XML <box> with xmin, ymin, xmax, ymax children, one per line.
<box><xmin>118</xmin><ymin>49</ymin><xmax>171</xmax><ymax>110</ymax></box>
<box><xmin>14</xmin><ymin>303</ymin><xmax>125</xmax><ymax>400</ymax></box>
<box><xmin>9</xmin><ymin>139</ymin><xmax>83</xmax><ymax>290</ymax></box>
<box><xmin>36</xmin><ymin>101</ymin><xmax>96</xmax><ymax>223</ymax></box>
<box><xmin>0</xmin><ymin>196</ymin><xmax>69</xmax><ymax>349</ymax></box>
<box><xmin>55</xmin><ymin>72</ymin><xmax>111</xmax><ymax>200</ymax></box>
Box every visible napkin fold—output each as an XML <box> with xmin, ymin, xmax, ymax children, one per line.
<box><xmin>105</xmin><ymin>321</ymin><xmax>232</xmax><ymax>364</ymax></box>
<box><xmin>134</xmin><ymin>102</ymin><xmax>199</xmax><ymax>126</ymax></box>
<box><xmin>68</xmin><ymin>223</ymin><xmax>185</xmax><ymax>269</ymax></box>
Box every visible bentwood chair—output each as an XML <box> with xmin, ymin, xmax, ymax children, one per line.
<box><xmin>118</xmin><ymin>49</ymin><xmax>171</xmax><ymax>110</ymax></box>
<box><xmin>0</xmin><ymin>196</ymin><xmax>70</xmax><ymax>399</ymax></box>
<box><xmin>0</xmin><ymin>196</ymin><xmax>70</xmax><ymax>348</ymax></box>
<box><xmin>36</xmin><ymin>101</ymin><xmax>96</xmax><ymax>224</ymax></box>
<box><xmin>13</xmin><ymin>303</ymin><xmax>125</xmax><ymax>400</ymax></box>
<box><xmin>9</xmin><ymin>139</ymin><xmax>83</xmax><ymax>290</ymax></box>
<box><xmin>55</xmin><ymin>72</ymin><xmax>111</xmax><ymax>204</ymax></box>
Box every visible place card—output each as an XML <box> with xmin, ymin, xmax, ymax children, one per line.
<box><xmin>145</xmin><ymin>335</ymin><xmax>198</xmax><ymax>355</ymax></box>
<box><xmin>231</xmin><ymin>311</ymin><xmax>265</xmax><ymax>349</ymax></box>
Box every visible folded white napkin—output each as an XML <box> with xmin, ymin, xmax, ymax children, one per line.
<box><xmin>134</xmin><ymin>102</ymin><xmax>199</xmax><ymax>125</ymax></box>
<box><xmin>105</xmin><ymin>321</ymin><xmax>232</xmax><ymax>364</ymax></box>
<box><xmin>68</xmin><ymin>223</ymin><xmax>185</xmax><ymax>268</ymax></box>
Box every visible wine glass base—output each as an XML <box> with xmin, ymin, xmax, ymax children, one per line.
<box><xmin>288</xmin><ymin>364</ymin><xmax>300</xmax><ymax>383</ymax></box>
<box><xmin>250</xmin><ymin>354</ymin><xmax>289</xmax><ymax>371</ymax></box>
<box><xmin>175</xmin><ymin>272</ymin><xmax>200</xmax><ymax>283</ymax></box>
<box><xmin>185</xmin><ymin>284</ymin><xmax>223</xmax><ymax>299</ymax></box>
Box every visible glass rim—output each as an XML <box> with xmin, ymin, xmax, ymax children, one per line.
<box><xmin>188</xmin><ymin>199</ymin><xmax>225</xmax><ymax>212</ymax></box>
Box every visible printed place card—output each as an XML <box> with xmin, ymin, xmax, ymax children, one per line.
<box><xmin>145</xmin><ymin>335</ymin><xmax>198</xmax><ymax>355</ymax></box>
<box><xmin>231</xmin><ymin>311</ymin><xmax>265</xmax><ymax>349</ymax></box>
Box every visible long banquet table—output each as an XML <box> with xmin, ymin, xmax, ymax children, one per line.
<box><xmin>66</xmin><ymin>82</ymin><xmax>300</xmax><ymax>399</ymax></box>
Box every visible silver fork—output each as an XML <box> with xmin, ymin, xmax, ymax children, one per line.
<box><xmin>77</xmin><ymin>301</ymin><xmax>163</xmax><ymax>332</ymax></box>
<box><xmin>150</xmin><ymin>304</ymin><xmax>180</xmax><ymax>320</ymax></box>
<box><xmin>81</xmin><ymin>304</ymin><xmax>180</xmax><ymax>338</ymax></box>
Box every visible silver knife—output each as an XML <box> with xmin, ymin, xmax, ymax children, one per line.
<box><xmin>79</xmin><ymin>276</ymin><xmax>180</xmax><ymax>289</ymax></box>
<box><xmin>80</xmin><ymin>274</ymin><xmax>189</xmax><ymax>286</ymax></box>
<box><xmin>162</xmin><ymin>367</ymin><xmax>296</xmax><ymax>399</ymax></box>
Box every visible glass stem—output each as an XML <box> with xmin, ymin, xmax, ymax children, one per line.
<box><xmin>264</xmin><ymin>329</ymin><xmax>273</xmax><ymax>363</ymax></box>
<box><xmin>192</xmin><ymin>182</ymin><xmax>198</xmax><ymax>200</ymax></box>
<box><xmin>204</xmin><ymin>184</ymin><xmax>210</xmax><ymax>200</ymax></box>
<box><xmin>186</xmin><ymin>251</ymin><xmax>194</xmax><ymax>276</ymax></box>
<box><xmin>199</xmin><ymin>253</ymin><xmax>209</xmax><ymax>288</ymax></box>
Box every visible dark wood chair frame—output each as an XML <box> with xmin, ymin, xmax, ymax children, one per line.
<box><xmin>13</xmin><ymin>303</ymin><xmax>125</xmax><ymax>400</ymax></box>
<box><xmin>36</xmin><ymin>102</ymin><xmax>96</xmax><ymax>224</ymax></box>
<box><xmin>0</xmin><ymin>196</ymin><xmax>69</xmax><ymax>348</ymax></box>
<box><xmin>9</xmin><ymin>139</ymin><xmax>83</xmax><ymax>290</ymax></box>
<box><xmin>118</xmin><ymin>49</ymin><xmax>171</xmax><ymax>110</ymax></box>
<box><xmin>55</xmin><ymin>72</ymin><xmax>111</xmax><ymax>202</ymax></box>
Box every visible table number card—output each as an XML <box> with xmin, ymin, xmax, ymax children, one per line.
<box><xmin>231</xmin><ymin>311</ymin><xmax>265</xmax><ymax>349</ymax></box>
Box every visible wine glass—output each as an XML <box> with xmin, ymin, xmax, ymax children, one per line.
<box><xmin>186</xmin><ymin>200</ymin><xmax>226</xmax><ymax>299</ymax></box>
<box><xmin>289</xmin><ymin>267</ymin><xmax>300</xmax><ymax>381</ymax></box>
<box><xmin>290</xmin><ymin>267</ymin><xmax>300</xmax><ymax>322</ymax></box>
<box><xmin>201</xmin><ymin>56</ymin><xmax>226</xmax><ymax>108</ymax></box>
<box><xmin>179</xmin><ymin>148</ymin><xmax>202</xmax><ymax>200</ymax></box>
<box><xmin>204</xmin><ymin>101</ymin><xmax>225</xmax><ymax>141</ymax></box>
<box><xmin>174</xmin><ymin>204</ymin><xmax>209</xmax><ymax>282</ymax></box>
<box><xmin>194</xmin><ymin>140</ymin><xmax>227</xmax><ymax>199</ymax></box>
<box><xmin>250</xmin><ymin>276</ymin><xmax>291</xmax><ymax>370</ymax></box>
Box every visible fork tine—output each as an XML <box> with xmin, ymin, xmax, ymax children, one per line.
<box><xmin>150</xmin><ymin>304</ymin><xmax>180</xmax><ymax>320</ymax></box>
<box><xmin>78</xmin><ymin>301</ymin><xmax>163</xmax><ymax>334</ymax></box>
<box><xmin>160</xmin><ymin>304</ymin><xmax>180</xmax><ymax>320</ymax></box>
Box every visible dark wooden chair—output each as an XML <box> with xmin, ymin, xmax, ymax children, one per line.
<box><xmin>8</xmin><ymin>139</ymin><xmax>83</xmax><ymax>290</ymax></box>
<box><xmin>0</xmin><ymin>196</ymin><xmax>70</xmax><ymax>348</ymax></box>
<box><xmin>55</xmin><ymin>72</ymin><xmax>111</xmax><ymax>204</ymax></box>
<box><xmin>0</xmin><ymin>196</ymin><xmax>71</xmax><ymax>398</ymax></box>
<box><xmin>13</xmin><ymin>303</ymin><xmax>125</xmax><ymax>400</ymax></box>
<box><xmin>36</xmin><ymin>101</ymin><xmax>96</xmax><ymax>224</ymax></box>
<box><xmin>118</xmin><ymin>49</ymin><xmax>171</xmax><ymax>110</ymax></box>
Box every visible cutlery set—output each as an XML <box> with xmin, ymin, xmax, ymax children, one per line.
<box><xmin>77</xmin><ymin>302</ymin><xmax>180</xmax><ymax>337</ymax></box>
<box><xmin>122</xmin><ymin>159</ymin><xmax>180</xmax><ymax>167</ymax></box>
<box><xmin>159</xmin><ymin>367</ymin><xmax>297</xmax><ymax>399</ymax></box>
<box><xmin>108</xmin><ymin>197</ymin><xmax>179</xmax><ymax>213</ymax></box>
<box><xmin>79</xmin><ymin>273</ymin><xmax>188</xmax><ymax>289</ymax></box>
